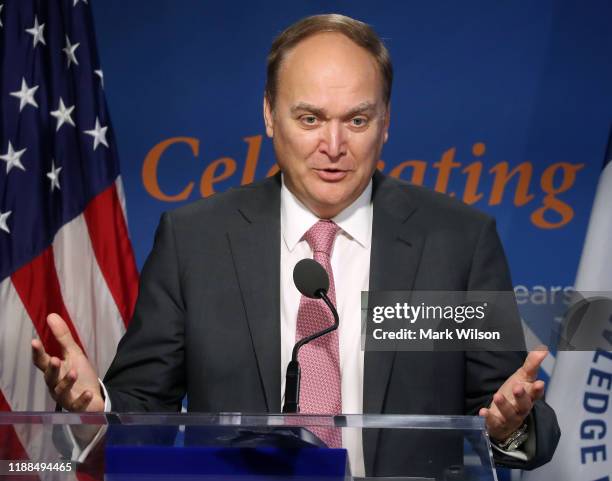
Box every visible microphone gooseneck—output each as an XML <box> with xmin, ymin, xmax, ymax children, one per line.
<box><xmin>283</xmin><ymin>259</ymin><xmax>340</xmax><ymax>414</ymax></box>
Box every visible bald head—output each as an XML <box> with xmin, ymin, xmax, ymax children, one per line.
<box><xmin>276</xmin><ymin>33</ymin><xmax>384</xmax><ymax>112</ymax></box>
<box><xmin>265</xmin><ymin>14</ymin><xmax>393</xmax><ymax>109</ymax></box>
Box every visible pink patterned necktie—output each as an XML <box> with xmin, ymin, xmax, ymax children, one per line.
<box><xmin>295</xmin><ymin>220</ymin><xmax>342</xmax><ymax>447</ymax></box>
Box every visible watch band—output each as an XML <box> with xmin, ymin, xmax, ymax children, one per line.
<box><xmin>497</xmin><ymin>423</ymin><xmax>529</xmax><ymax>451</ymax></box>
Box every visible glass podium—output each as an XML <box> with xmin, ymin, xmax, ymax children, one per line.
<box><xmin>0</xmin><ymin>413</ymin><xmax>498</xmax><ymax>480</ymax></box>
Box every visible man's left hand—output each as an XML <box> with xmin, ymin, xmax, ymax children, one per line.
<box><xmin>479</xmin><ymin>349</ymin><xmax>547</xmax><ymax>443</ymax></box>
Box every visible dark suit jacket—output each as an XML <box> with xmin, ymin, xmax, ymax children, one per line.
<box><xmin>103</xmin><ymin>171</ymin><xmax>559</xmax><ymax>476</ymax></box>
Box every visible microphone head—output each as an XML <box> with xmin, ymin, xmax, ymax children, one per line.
<box><xmin>293</xmin><ymin>258</ymin><xmax>329</xmax><ymax>299</ymax></box>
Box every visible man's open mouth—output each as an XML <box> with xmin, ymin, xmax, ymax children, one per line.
<box><xmin>314</xmin><ymin>168</ymin><xmax>349</xmax><ymax>181</ymax></box>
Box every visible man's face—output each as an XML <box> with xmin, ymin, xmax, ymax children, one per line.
<box><xmin>264</xmin><ymin>32</ymin><xmax>390</xmax><ymax>218</ymax></box>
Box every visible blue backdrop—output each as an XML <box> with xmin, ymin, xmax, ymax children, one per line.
<box><xmin>90</xmin><ymin>0</ymin><xmax>612</xmax><ymax>367</ymax></box>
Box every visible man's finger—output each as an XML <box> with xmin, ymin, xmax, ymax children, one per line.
<box><xmin>47</xmin><ymin>313</ymin><xmax>78</xmax><ymax>353</ymax></box>
<box><xmin>43</xmin><ymin>356</ymin><xmax>62</xmax><ymax>389</ymax></box>
<box><xmin>530</xmin><ymin>380</ymin><xmax>545</xmax><ymax>400</ymax></box>
<box><xmin>521</xmin><ymin>348</ymin><xmax>548</xmax><ymax>381</ymax></box>
<box><xmin>69</xmin><ymin>390</ymin><xmax>93</xmax><ymax>412</ymax></box>
<box><xmin>512</xmin><ymin>385</ymin><xmax>533</xmax><ymax>417</ymax></box>
<box><xmin>492</xmin><ymin>393</ymin><xmax>519</xmax><ymax>425</ymax></box>
<box><xmin>518</xmin><ymin>378</ymin><xmax>546</xmax><ymax>401</ymax></box>
<box><xmin>479</xmin><ymin>407</ymin><xmax>506</xmax><ymax>437</ymax></box>
<box><xmin>54</xmin><ymin>370</ymin><xmax>78</xmax><ymax>404</ymax></box>
<box><xmin>31</xmin><ymin>339</ymin><xmax>50</xmax><ymax>371</ymax></box>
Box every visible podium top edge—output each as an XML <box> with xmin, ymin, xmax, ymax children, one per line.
<box><xmin>0</xmin><ymin>412</ymin><xmax>486</xmax><ymax>430</ymax></box>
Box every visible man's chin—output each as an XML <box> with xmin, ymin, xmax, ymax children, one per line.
<box><xmin>309</xmin><ymin>193</ymin><xmax>356</xmax><ymax>218</ymax></box>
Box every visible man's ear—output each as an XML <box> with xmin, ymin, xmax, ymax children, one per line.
<box><xmin>383</xmin><ymin>104</ymin><xmax>391</xmax><ymax>143</ymax></box>
<box><xmin>263</xmin><ymin>95</ymin><xmax>274</xmax><ymax>138</ymax></box>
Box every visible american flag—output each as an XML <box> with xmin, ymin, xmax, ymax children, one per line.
<box><xmin>0</xmin><ymin>0</ymin><xmax>139</xmax><ymax>466</ymax></box>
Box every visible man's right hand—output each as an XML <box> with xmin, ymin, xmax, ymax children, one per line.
<box><xmin>31</xmin><ymin>313</ymin><xmax>105</xmax><ymax>412</ymax></box>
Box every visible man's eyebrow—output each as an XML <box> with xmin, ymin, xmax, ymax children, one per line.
<box><xmin>344</xmin><ymin>102</ymin><xmax>377</xmax><ymax>117</ymax></box>
<box><xmin>290</xmin><ymin>103</ymin><xmax>326</xmax><ymax>117</ymax></box>
<box><xmin>290</xmin><ymin>101</ymin><xmax>377</xmax><ymax>118</ymax></box>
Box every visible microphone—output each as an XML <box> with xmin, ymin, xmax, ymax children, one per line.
<box><xmin>282</xmin><ymin>259</ymin><xmax>340</xmax><ymax>414</ymax></box>
<box><xmin>293</xmin><ymin>257</ymin><xmax>329</xmax><ymax>298</ymax></box>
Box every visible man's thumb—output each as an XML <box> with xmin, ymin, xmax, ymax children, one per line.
<box><xmin>47</xmin><ymin>313</ymin><xmax>77</xmax><ymax>352</ymax></box>
<box><xmin>522</xmin><ymin>348</ymin><xmax>548</xmax><ymax>380</ymax></box>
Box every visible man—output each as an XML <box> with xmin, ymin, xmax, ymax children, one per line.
<box><xmin>32</xmin><ymin>13</ymin><xmax>559</xmax><ymax>477</ymax></box>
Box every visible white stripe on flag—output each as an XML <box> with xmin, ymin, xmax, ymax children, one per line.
<box><xmin>0</xmin><ymin>278</ymin><xmax>53</xmax><ymax>411</ymax></box>
<box><xmin>115</xmin><ymin>175</ymin><xmax>129</xmax><ymax>226</ymax></box>
<box><xmin>575</xmin><ymin>160</ymin><xmax>612</xmax><ymax>291</ymax></box>
<box><xmin>53</xmin><ymin>213</ymin><xmax>126</xmax><ymax>376</ymax></box>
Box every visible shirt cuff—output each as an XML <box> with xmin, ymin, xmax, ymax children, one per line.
<box><xmin>62</xmin><ymin>378</ymin><xmax>110</xmax><ymax>462</ymax></box>
<box><xmin>100</xmin><ymin>378</ymin><xmax>112</xmax><ymax>412</ymax></box>
<box><xmin>491</xmin><ymin>438</ymin><xmax>528</xmax><ymax>461</ymax></box>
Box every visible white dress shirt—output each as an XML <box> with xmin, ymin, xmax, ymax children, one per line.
<box><xmin>280</xmin><ymin>176</ymin><xmax>372</xmax><ymax>476</ymax></box>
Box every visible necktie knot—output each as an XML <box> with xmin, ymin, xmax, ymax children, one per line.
<box><xmin>303</xmin><ymin>220</ymin><xmax>340</xmax><ymax>257</ymax></box>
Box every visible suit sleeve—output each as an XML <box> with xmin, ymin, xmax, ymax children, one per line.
<box><xmin>103</xmin><ymin>212</ymin><xmax>186</xmax><ymax>412</ymax></box>
<box><xmin>465</xmin><ymin>218</ymin><xmax>560</xmax><ymax>470</ymax></box>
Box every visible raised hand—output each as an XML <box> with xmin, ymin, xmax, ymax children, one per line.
<box><xmin>31</xmin><ymin>313</ymin><xmax>105</xmax><ymax>412</ymax></box>
<box><xmin>479</xmin><ymin>349</ymin><xmax>547</xmax><ymax>443</ymax></box>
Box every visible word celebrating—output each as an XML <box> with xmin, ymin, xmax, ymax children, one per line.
<box><xmin>372</xmin><ymin>302</ymin><xmax>487</xmax><ymax>324</ymax></box>
<box><xmin>142</xmin><ymin>136</ymin><xmax>583</xmax><ymax>229</ymax></box>
<box><xmin>143</xmin><ymin>136</ymin><xmax>272</xmax><ymax>200</ymax></box>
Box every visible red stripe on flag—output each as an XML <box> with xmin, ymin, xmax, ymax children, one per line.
<box><xmin>83</xmin><ymin>183</ymin><xmax>139</xmax><ymax>327</ymax></box>
<box><xmin>11</xmin><ymin>249</ymin><xmax>85</xmax><ymax>359</ymax></box>
<box><xmin>0</xmin><ymin>390</ymin><xmax>30</xmax><ymax>461</ymax></box>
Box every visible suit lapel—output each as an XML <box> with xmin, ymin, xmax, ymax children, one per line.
<box><xmin>227</xmin><ymin>175</ymin><xmax>282</xmax><ymax>412</ymax></box>
<box><xmin>363</xmin><ymin>172</ymin><xmax>425</xmax><ymax>473</ymax></box>
<box><xmin>364</xmin><ymin>172</ymin><xmax>424</xmax><ymax>414</ymax></box>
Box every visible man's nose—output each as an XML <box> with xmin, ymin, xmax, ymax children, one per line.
<box><xmin>320</xmin><ymin>120</ymin><xmax>346</xmax><ymax>160</ymax></box>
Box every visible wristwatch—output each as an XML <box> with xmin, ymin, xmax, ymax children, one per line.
<box><xmin>496</xmin><ymin>423</ymin><xmax>529</xmax><ymax>451</ymax></box>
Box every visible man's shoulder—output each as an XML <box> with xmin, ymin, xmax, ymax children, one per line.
<box><xmin>376</xmin><ymin>173</ymin><xmax>493</xmax><ymax>230</ymax></box>
<box><xmin>163</xmin><ymin>174</ymin><xmax>280</xmax><ymax>225</ymax></box>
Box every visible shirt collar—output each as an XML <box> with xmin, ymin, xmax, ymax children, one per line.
<box><xmin>281</xmin><ymin>174</ymin><xmax>372</xmax><ymax>252</ymax></box>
